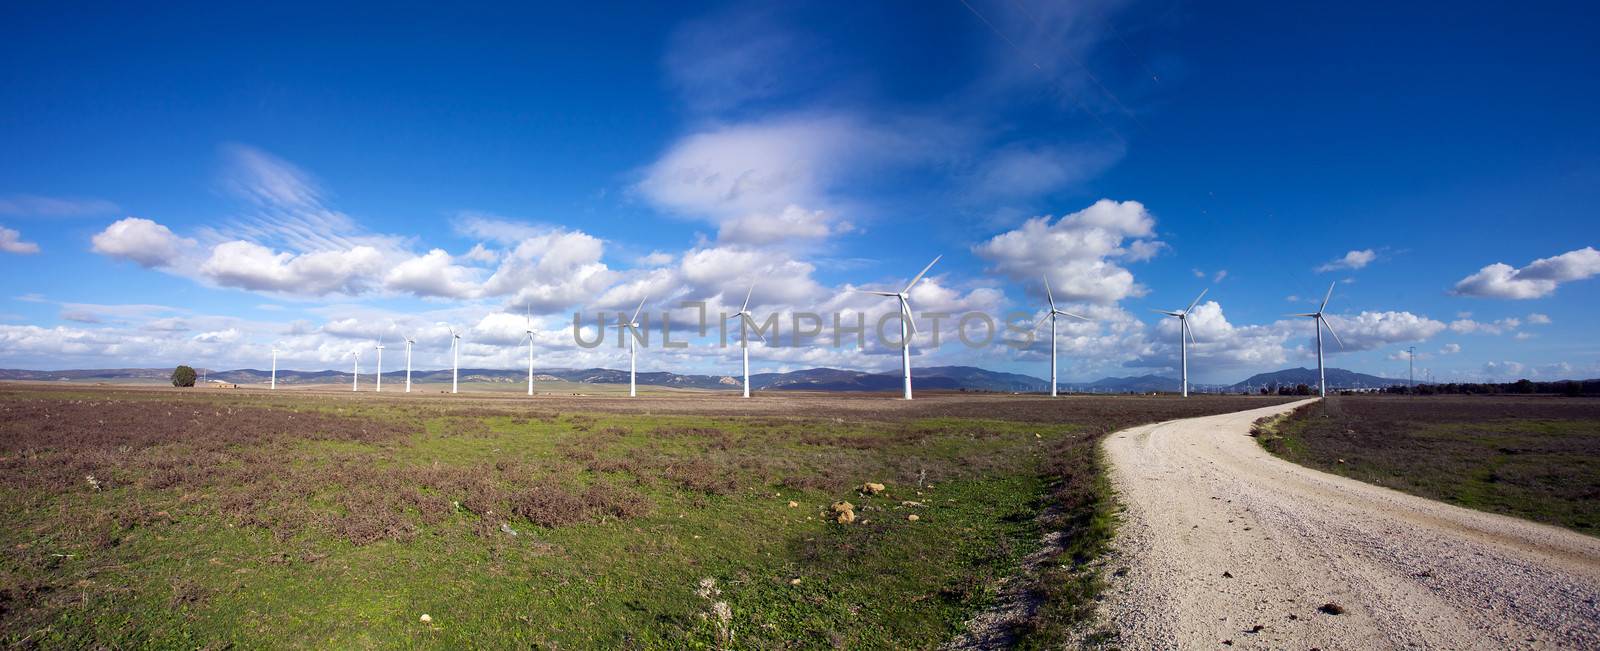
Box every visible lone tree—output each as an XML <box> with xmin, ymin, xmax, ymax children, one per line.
<box><xmin>171</xmin><ymin>365</ymin><xmax>197</xmax><ymax>388</ymax></box>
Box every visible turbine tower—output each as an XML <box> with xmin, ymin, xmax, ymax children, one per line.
<box><xmin>1290</xmin><ymin>282</ymin><xmax>1345</xmax><ymax>397</ymax></box>
<box><xmin>349</xmin><ymin>350</ymin><xmax>361</xmax><ymax>392</ymax></box>
<box><xmin>447</xmin><ymin>325</ymin><xmax>461</xmax><ymax>394</ymax></box>
<box><xmin>860</xmin><ymin>255</ymin><xmax>941</xmax><ymax>400</ymax></box>
<box><xmin>270</xmin><ymin>345</ymin><xmax>278</xmax><ymax>390</ymax></box>
<box><xmin>521</xmin><ymin>307</ymin><xmax>536</xmax><ymax>397</ymax></box>
<box><xmin>616</xmin><ymin>297</ymin><xmax>648</xmax><ymax>398</ymax></box>
<box><xmin>374</xmin><ymin>334</ymin><xmax>385</xmax><ymax>393</ymax></box>
<box><xmin>1153</xmin><ymin>289</ymin><xmax>1208</xmax><ymax>397</ymax></box>
<box><xmin>402</xmin><ymin>332</ymin><xmax>415</xmax><ymax>393</ymax></box>
<box><xmin>1032</xmin><ymin>274</ymin><xmax>1091</xmax><ymax>397</ymax></box>
<box><xmin>727</xmin><ymin>283</ymin><xmax>766</xmax><ymax>398</ymax></box>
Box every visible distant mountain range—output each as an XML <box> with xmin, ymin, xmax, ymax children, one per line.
<box><xmin>0</xmin><ymin>365</ymin><xmax>1416</xmax><ymax>393</ymax></box>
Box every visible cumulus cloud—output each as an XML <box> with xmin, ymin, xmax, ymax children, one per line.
<box><xmin>1525</xmin><ymin>312</ymin><xmax>1551</xmax><ymax>325</ymax></box>
<box><xmin>1319</xmin><ymin>311</ymin><xmax>1448</xmax><ymax>351</ymax></box>
<box><xmin>91</xmin><ymin>217</ymin><xmax>194</xmax><ymax>267</ymax></box>
<box><xmin>0</xmin><ymin>226</ymin><xmax>40</xmax><ymax>254</ymax></box>
<box><xmin>1439</xmin><ymin>343</ymin><xmax>1461</xmax><ymax>354</ymax></box>
<box><xmin>1451</xmin><ymin>246</ymin><xmax>1600</xmax><ymax>299</ymax></box>
<box><xmin>199</xmin><ymin>241</ymin><xmax>385</xmax><ymax>296</ymax></box>
<box><xmin>384</xmin><ymin>249</ymin><xmax>482</xmax><ymax>299</ymax></box>
<box><xmin>974</xmin><ymin>199</ymin><xmax>1163</xmax><ymax>304</ymax></box>
<box><xmin>481</xmin><ymin>229</ymin><xmax>616</xmax><ymax>312</ymax></box>
<box><xmin>1316</xmin><ymin>249</ymin><xmax>1376</xmax><ymax>272</ymax></box>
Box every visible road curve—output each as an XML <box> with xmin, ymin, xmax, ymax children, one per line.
<box><xmin>1099</xmin><ymin>398</ymin><xmax>1600</xmax><ymax>650</ymax></box>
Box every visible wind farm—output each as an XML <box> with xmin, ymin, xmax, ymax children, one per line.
<box><xmin>3</xmin><ymin>2</ymin><xmax>1598</xmax><ymax>649</ymax></box>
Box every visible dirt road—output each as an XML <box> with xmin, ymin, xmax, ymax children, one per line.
<box><xmin>1100</xmin><ymin>399</ymin><xmax>1600</xmax><ymax>649</ymax></box>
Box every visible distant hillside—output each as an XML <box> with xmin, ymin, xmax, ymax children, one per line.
<box><xmin>0</xmin><ymin>365</ymin><xmax>1417</xmax><ymax>393</ymax></box>
<box><xmin>1230</xmin><ymin>367</ymin><xmax>1398</xmax><ymax>391</ymax></box>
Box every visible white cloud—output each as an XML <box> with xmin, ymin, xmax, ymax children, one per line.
<box><xmin>1514</xmin><ymin>332</ymin><xmax>1535</xmax><ymax>341</ymax></box>
<box><xmin>1482</xmin><ymin>361</ymin><xmax>1527</xmax><ymax>379</ymax></box>
<box><xmin>1451</xmin><ymin>246</ymin><xmax>1600</xmax><ymax>299</ymax></box>
<box><xmin>481</xmin><ymin>229</ymin><xmax>616</xmax><ymax>312</ymax></box>
<box><xmin>91</xmin><ymin>217</ymin><xmax>194</xmax><ymax>267</ymax></box>
<box><xmin>1316</xmin><ymin>249</ymin><xmax>1377</xmax><ymax>272</ymax></box>
<box><xmin>716</xmin><ymin>205</ymin><xmax>849</xmax><ymax>245</ymax></box>
<box><xmin>1449</xmin><ymin>317</ymin><xmax>1521</xmax><ymax>335</ymax></box>
<box><xmin>1440</xmin><ymin>343</ymin><xmax>1461</xmax><ymax>354</ymax></box>
<box><xmin>1525</xmin><ymin>312</ymin><xmax>1551</xmax><ymax>325</ymax></box>
<box><xmin>974</xmin><ymin>199</ymin><xmax>1162</xmax><ymax>304</ymax></box>
<box><xmin>0</xmin><ymin>194</ymin><xmax>119</xmax><ymax>218</ymax></box>
<box><xmin>1321</xmin><ymin>311</ymin><xmax>1447</xmax><ymax>350</ymax></box>
<box><xmin>0</xmin><ymin>226</ymin><xmax>40</xmax><ymax>254</ymax></box>
<box><xmin>199</xmin><ymin>241</ymin><xmax>386</xmax><ymax>296</ymax></box>
<box><xmin>384</xmin><ymin>249</ymin><xmax>482</xmax><ymax>299</ymax></box>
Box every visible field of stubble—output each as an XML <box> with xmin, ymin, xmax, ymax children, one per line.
<box><xmin>0</xmin><ymin>384</ymin><xmax>1289</xmax><ymax>649</ymax></box>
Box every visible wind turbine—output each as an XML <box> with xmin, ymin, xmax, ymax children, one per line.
<box><xmin>270</xmin><ymin>344</ymin><xmax>278</xmax><ymax>390</ymax></box>
<box><xmin>349</xmin><ymin>350</ymin><xmax>361</xmax><ymax>392</ymax></box>
<box><xmin>1153</xmin><ymin>289</ymin><xmax>1208</xmax><ymax>397</ymax></box>
<box><xmin>1290</xmin><ymin>282</ymin><xmax>1345</xmax><ymax>397</ymax></box>
<box><xmin>447</xmin><ymin>325</ymin><xmax>461</xmax><ymax>394</ymax></box>
<box><xmin>615</xmin><ymin>297</ymin><xmax>648</xmax><ymax>397</ymax></box>
<box><xmin>860</xmin><ymin>255</ymin><xmax>941</xmax><ymax>400</ymax></box>
<box><xmin>520</xmin><ymin>306</ymin><xmax>536</xmax><ymax>397</ymax></box>
<box><xmin>374</xmin><ymin>334</ymin><xmax>385</xmax><ymax>393</ymax></box>
<box><xmin>402</xmin><ymin>331</ymin><xmax>415</xmax><ymax>393</ymax></box>
<box><xmin>727</xmin><ymin>283</ymin><xmax>766</xmax><ymax>398</ymax></box>
<box><xmin>1033</xmin><ymin>274</ymin><xmax>1091</xmax><ymax>397</ymax></box>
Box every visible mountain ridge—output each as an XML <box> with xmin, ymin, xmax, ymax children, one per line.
<box><xmin>0</xmin><ymin>365</ymin><xmax>1427</xmax><ymax>393</ymax></box>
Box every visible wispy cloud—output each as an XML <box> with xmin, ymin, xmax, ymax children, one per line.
<box><xmin>0</xmin><ymin>194</ymin><xmax>119</xmax><ymax>218</ymax></box>
<box><xmin>1315</xmin><ymin>249</ymin><xmax>1376</xmax><ymax>272</ymax></box>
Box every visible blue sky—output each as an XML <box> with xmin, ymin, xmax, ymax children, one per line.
<box><xmin>1</xmin><ymin>0</ymin><xmax>1597</xmax><ymax>383</ymax></box>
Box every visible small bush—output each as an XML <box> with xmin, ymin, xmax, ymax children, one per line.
<box><xmin>171</xmin><ymin>365</ymin><xmax>197</xmax><ymax>388</ymax></box>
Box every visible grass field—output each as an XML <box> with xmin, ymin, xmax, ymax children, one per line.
<box><xmin>1261</xmin><ymin>395</ymin><xmax>1600</xmax><ymax>535</ymax></box>
<box><xmin>0</xmin><ymin>384</ymin><xmax>1290</xmax><ymax>648</ymax></box>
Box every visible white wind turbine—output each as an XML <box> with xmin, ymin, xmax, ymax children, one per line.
<box><xmin>615</xmin><ymin>297</ymin><xmax>648</xmax><ymax>397</ymax></box>
<box><xmin>1290</xmin><ymin>282</ymin><xmax>1345</xmax><ymax>397</ymax></box>
<box><xmin>1033</xmin><ymin>274</ymin><xmax>1091</xmax><ymax>397</ymax></box>
<box><xmin>270</xmin><ymin>344</ymin><xmax>279</xmax><ymax>390</ymax></box>
<box><xmin>1153</xmin><ymin>289</ymin><xmax>1208</xmax><ymax>397</ymax></box>
<box><xmin>859</xmin><ymin>255</ymin><xmax>941</xmax><ymax>400</ymax></box>
<box><xmin>402</xmin><ymin>332</ymin><xmax>416</xmax><ymax>393</ymax></box>
<box><xmin>349</xmin><ymin>350</ymin><xmax>361</xmax><ymax>392</ymax></box>
<box><xmin>727</xmin><ymin>283</ymin><xmax>767</xmax><ymax>399</ymax></box>
<box><xmin>447</xmin><ymin>324</ymin><xmax>462</xmax><ymax>394</ymax></box>
<box><xmin>374</xmin><ymin>333</ymin><xmax>385</xmax><ymax>393</ymax></box>
<box><xmin>520</xmin><ymin>306</ymin><xmax>536</xmax><ymax>397</ymax></box>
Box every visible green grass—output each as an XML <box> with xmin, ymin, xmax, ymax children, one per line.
<box><xmin>1261</xmin><ymin>395</ymin><xmax>1600</xmax><ymax>535</ymax></box>
<box><xmin>0</xmin><ymin>386</ymin><xmax>1291</xmax><ymax>647</ymax></box>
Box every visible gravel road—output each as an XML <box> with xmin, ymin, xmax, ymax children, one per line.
<box><xmin>1100</xmin><ymin>398</ymin><xmax>1600</xmax><ymax>650</ymax></box>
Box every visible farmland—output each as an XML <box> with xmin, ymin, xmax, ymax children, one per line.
<box><xmin>1261</xmin><ymin>395</ymin><xmax>1600</xmax><ymax>535</ymax></box>
<box><xmin>0</xmin><ymin>384</ymin><xmax>1291</xmax><ymax>648</ymax></box>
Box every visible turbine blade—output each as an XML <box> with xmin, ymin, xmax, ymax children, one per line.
<box><xmin>1042</xmin><ymin>273</ymin><xmax>1056</xmax><ymax>309</ymax></box>
<box><xmin>857</xmin><ymin>290</ymin><xmax>900</xmax><ymax>296</ymax></box>
<box><xmin>1321</xmin><ymin>315</ymin><xmax>1345</xmax><ymax>349</ymax></box>
<box><xmin>1320</xmin><ymin>282</ymin><xmax>1335</xmax><ymax>313</ymax></box>
<box><xmin>630</xmin><ymin>296</ymin><xmax>649</xmax><ymax>324</ymax></box>
<box><xmin>1151</xmin><ymin>309</ymin><xmax>1182</xmax><ymax>317</ymax></box>
<box><xmin>740</xmin><ymin>283</ymin><xmax>755</xmax><ymax>313</ymax></box>
<box><xmin>900</xmin><ymin>297</ymin><xmax>919</xmax><ymax>334</ymax></box>
<box><xmin>1186</xmin><ymin>320</ymin><xmax>1199</xmax><ymax>345</ymax></box>
<box><xmin>1032</xmin><ymin>311</ymin><xmax>1051</xmax><ymax>333</ymax></box>
<box><xmin>1287</xmin><ymin>313</ymin><xmax>1318</xmax><ymax>317</ymax></box>
<box><xmin>1186</xmin><ymin>288</ymin><xmax>1209</xmax><ymax>314</ymax></box>
<box><xmin>1060</xmin><ymin>311</ymin><xmax>1092</xmax><ymax>321</ymax></box>
<box><xmin>740</xmin><ymin>313</ymin><xmax>767</xmax><ymax>343</ymax></box>
<box><xmin>903</xmin><ymin>254</ymin><xmax>942</xmax><ymax>294</ymax></box>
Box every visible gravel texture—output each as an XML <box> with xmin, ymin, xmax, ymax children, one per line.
<box><xmin>1100</xmin><ymin>398</ymin><xmax>1600</xmax><ymax>650</ymax></box>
